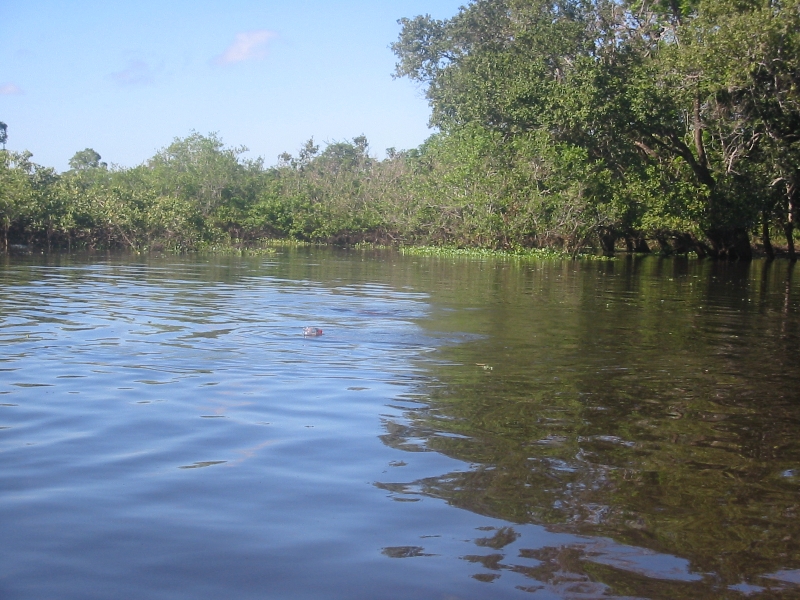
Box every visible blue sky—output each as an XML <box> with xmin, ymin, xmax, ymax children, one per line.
<box><xmin>0</xmin><ymin>1</ymin><xmax>463</xmax><ymax>171</ymax></box>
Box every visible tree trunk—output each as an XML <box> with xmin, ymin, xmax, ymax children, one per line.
<box><xmin>693</xmin><ymin>96</ymin><xmax>708</xmax><ymax>175</ymax></box>
<box><xmin>762</xmin><ymin>210</ymin><xmax>774</xmax><ymax>260</ymax></box>
<box><xmin>599</xmin><ymin>230</ymin><xmax>616</xmax><ymax>256</ymax></box>
<box><xmin>655</xmin><ymin>234</ymin><xmax>672</xmax><ymax>254</ymax></box>
<box><xmin>784</xmin><ymin>222</ymin><xmax>796</xmax><ymax>261</ymax></box>
<box><xmin>706</xmin><ymin>227</ymin><xmax>752</xmax><ymax>261</ymax></box>
<box><xmin>787</xmin><ymin>175</ymin><xmax>798</xmax><ymax>261</ymax></box>
<box><xmin>625</xmin><ymin>235</ymin><xmax>650</xmax><ymax>253</ymax></box>
<box><xmin>692</xmin><ymin>97</ymin><xmax>752</xmax><ymax>260</ymax></box>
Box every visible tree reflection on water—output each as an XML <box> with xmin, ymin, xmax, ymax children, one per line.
<box><xmin>378</xmin><ymin>257</ymin><xmax>800</xmax><ymax>597</ymax></box>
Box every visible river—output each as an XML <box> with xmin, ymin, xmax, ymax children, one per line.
<box><xmin>1</xmin><ymin>249</ymin><xmax>798</xmax><ymax>599</ymax></box>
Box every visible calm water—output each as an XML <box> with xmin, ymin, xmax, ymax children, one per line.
<box><xmin>1</xmin><ymin>249</ymin><xmax>799</xmax><ymax>599</ymax></box>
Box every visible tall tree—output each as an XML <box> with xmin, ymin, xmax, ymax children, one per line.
<box><xmin>393</xmin><ymin>0</ymin><xmax>797</xmax><ymax>258</ymax></box>
<box><xmin>68</xmin><ymin>148</ymin><xmax>106</xmax><ymax>171</ymax></box>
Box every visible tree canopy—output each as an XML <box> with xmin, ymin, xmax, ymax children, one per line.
<box><xmin>392</xmin><ymin>0</ymin><xmax>800</xmax><ymax>259</ymax></box>
<box><xmin>1</xmin><ymin>0</ymin><xmax>798</xmax><ymax>257</ymax></box>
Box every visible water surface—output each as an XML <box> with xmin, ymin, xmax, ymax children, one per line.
<box><xmin>1</xmin><ymin>250</ymin><xmax>799</xmax><ymax>599</ymax></box>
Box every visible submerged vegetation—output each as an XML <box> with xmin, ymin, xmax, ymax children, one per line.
<box><xmin>2</xmin><ymin>0</ymin><xmax>799</xmax><ymax>259</ymax></box>
<box><xmin>399</xmin><ymin>245</ymin><xmax>605</xmax><ymax>260</ymax></box>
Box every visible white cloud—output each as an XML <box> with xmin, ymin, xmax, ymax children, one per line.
<box><xmin>215</xmin><ymin>30</ymin><xmax>276</xmax><ymax>65</ymax></box>
<box><xmin>0</xmin><ymin>83</ymin><xmax>22</xmax><ymax>95</ymax></box>
<box><xmin>110</xmin><ymin>60</ymin><xmax>156</xmax><ymax>86</ymax></box>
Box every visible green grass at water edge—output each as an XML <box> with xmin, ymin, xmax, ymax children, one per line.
<box><xmin>194</xmin><ymin>237</ymin><xmax>319</xmax><ymax>255</ymax></box>
<box><xmin>399</xmin><ymin>246</ymin><xmax>612</xmax><ymax>261</ymax></box>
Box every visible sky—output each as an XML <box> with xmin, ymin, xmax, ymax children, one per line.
<box><xmin>0</xmin><ymin>0</ymin><xmax>464</xmax><ymax>172</ymax></box>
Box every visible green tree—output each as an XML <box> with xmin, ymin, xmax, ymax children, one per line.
<box><xmin>0</xmin><ymin>151</ymin><xmax>33</xmax><ymax>250</ymax></box>
<box><xmin>392</xmin><ymin>0</ymin><xmax>797</xmax><ymax>258</ymax></box>
<box><xmin>679</xmin><ymin>0</ymin><xmax>800</xmax><ymax>258</ymax></box>
<box><xmin>68</xmin><ymin>148</ymin><xmax>106</xmax><ymax>171</ymax></box>
<box><xmin>147</xmin><ymin>132</ymin><xmax>252</xmax><ymax>220</ymax></box>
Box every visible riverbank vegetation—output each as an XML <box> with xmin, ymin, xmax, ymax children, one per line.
<box><xmin>1</xmin><ymin>0</ymin><xmax>798</xmax><ymax>259</ymax></box>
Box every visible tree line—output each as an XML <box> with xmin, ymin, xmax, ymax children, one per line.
<box><xmin>1</xmin><ymin>0</ymin><xmax>798</xmax><ymax>258</ymax></box>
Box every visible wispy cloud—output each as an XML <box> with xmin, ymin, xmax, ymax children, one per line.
<box><xmin>0</xmin><ymin>83</ymin><xmax>22</xmax><ymax>95</ymax></box>
<box><xmin>214</xmin><ymin>30</ymin><xmax>277</xmax><ymax>65</ymax></box>
<box><xmin>110</xmin><ymin>60</ymin><xmax>157</xmax><ymax>86</ymax></box>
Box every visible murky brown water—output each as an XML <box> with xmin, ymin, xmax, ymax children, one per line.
<box><xmin>1</xmin><ymin>249</ymin><xmax>798</xmax><ymax>599</ymax></box>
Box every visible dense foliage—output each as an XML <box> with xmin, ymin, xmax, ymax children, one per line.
<box><xmin>1</xmin><ymin>0</ymin><xmax>798</xmax><ymax>258</ymax></box>
<box><xmin>392</xmin><ymin>0</ymin><xmax>800</xmax><ymax>259</ymax></box>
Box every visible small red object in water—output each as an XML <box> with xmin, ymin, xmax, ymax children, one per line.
<box><xmin>303</xmin><ymin>327</ymin><xmax>323</xmax><ymax>337</ymax></box>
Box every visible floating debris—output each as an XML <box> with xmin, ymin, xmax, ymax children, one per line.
<box><xmin>303</xmin><ymin>327</ymin><xmax>323</xmax><ymax>337</ymax></box>
<box><xmin>381</xmin><ymin>546</ymin><xmax>434</xmax><ymax>558</ymax></box>
<box><xmin>178</xmin><ymin>461</ymin><xmax>227</xmax><ymax>470</ymax></box>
